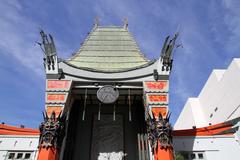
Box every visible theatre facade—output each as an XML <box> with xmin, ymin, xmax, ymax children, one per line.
<box><xmin>0</xmin><ymin>21</ymin><xmax>239</xmax><ymax>160</ymax></box>
<box><xmin>37</xmin><ymin>20</ymin><xmax>176</xmax><ymax>160</ymax></box>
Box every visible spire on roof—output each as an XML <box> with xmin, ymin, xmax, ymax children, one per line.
<box><xmin>94</xmin><ymin>17</ymin><xmax>99</xmax><ymax>29</ymax></box>
<box><xmin>123</xmin><ymin>18</ymin><xmax>128</xmax><ymax>29</ymax></box>
<box><xmin>160</xmin><ymin>33</ymin><xmax>179</xmax><ymax>71</ymax></box>
<box><xmin>39</xmin><ymin>30</ymin><xmax>59</xmax><ymax>73</ymax></box>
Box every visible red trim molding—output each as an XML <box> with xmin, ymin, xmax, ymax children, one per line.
<box><xmin>173</xmin><ymin>117</ymin><xmax>240</xmax><ymax>136</ymax></box>
<box><xmin>0</xmin><ymin>124</ymin><xmax>39</xmax><ymax>135</ymax></box>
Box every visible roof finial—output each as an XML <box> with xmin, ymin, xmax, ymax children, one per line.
<box><xmin>94</xmin><ymin>17</ymin><xmax>99</xmax><ymax>29</ymax></box>
<box><xmin>123</xmin><ymin>18</ymin><xmax>128</xmax><ymax>29</ymax></box>
<box><xmin>160</xmin><ymin>32</ymin><xmax>179</xmax><ymax>71</ymax></box>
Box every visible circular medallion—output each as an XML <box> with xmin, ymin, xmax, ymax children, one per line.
<box><xmin>97</xmin><ymin>85</ymin><xmax>119</xmax><ymax>104</ymax></box>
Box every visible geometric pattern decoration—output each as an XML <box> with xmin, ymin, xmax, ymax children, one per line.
<box><xmin>45</xmin><ymin>80</ymin><xmax>72</xmax><ymax>106</ymax></box>
<box><xmin>143</xmin><ymin>81</ymin><xmax>169</xmax><ymax>92</ymax></box>
<box><xmin>46</xmin><ymin>106</ymin><xmax>64</xmax><ymax>117</ymax></box>
<box><xmin>150</xmin><ymin>106</ymin><xmax>168</xmax><ymax>119</ymax></box>
<box><xmin>146</xmin><ymin>93</ymin><xmax>168</xmax><ymax>105</ymax></box>
<box><xmin>46</xmin><ymin>93</ymin><xmax>69</xmax><ymax>104</ymax></box>
<box><xmin>143</xmin><ymin>81</ymin><xmax>170</xmax><ymax>120</ymax></box>
<box><xmin>46</xmin><ymin>80</ymin><xmax>72</xmax><ymax>91</ymax></box>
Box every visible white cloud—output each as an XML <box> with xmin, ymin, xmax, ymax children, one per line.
<box><xmin>222</xmin><ymin>0</ymin><xmax>240</xmax><ymax>53</ymax></box>
<box><xmin>0</xmin><ymin>1</ymin><xmax>53</xmax><ymax>76</ymax></box>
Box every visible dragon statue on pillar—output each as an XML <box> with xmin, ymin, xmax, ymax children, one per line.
<box><xmin>147</xmin><ymin>112</ymin><xmax>173</xmax><ymax>153</ymax></box>
<box><xmin>39</xmin><ymin>111</ymin><xmax>66</xmax><ymax>149</ymax></box>
<box><xmin>37</xmin><ymin>111</ymin><xmax>66</xmax><ymax>160</ymax></box>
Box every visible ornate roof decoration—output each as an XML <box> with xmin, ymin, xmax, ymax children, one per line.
<box><xmin>67</xmin><ymin>23</ymin><xmax>150</xmax><ymax>72</ymax></box>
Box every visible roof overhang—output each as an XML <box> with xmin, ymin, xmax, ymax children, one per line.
<box><xmin>55</xmin><ymin>60</ymin><xmax>169</xmax><ymax>82</ymax></box>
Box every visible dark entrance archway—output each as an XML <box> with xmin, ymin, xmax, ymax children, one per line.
<box><xmin>63</xmin><ymin>90</ymin><xmax>146</xmax><ymax>160</ymax></box>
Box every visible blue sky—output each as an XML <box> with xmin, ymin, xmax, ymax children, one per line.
<box><xmin>0</xmin><ymin>0</ymin><xmax>239</xmax><ymax>128</ymax></box>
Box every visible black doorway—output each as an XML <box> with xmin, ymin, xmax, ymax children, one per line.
<box><xmin>63</xmin><ymin>98</ymin><xmax>146</xmax><ymax>160</ymax></box>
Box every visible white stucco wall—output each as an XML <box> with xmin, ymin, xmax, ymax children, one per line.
<box><xmin>199</xmin><ymin>59</ymin><xmax>240</xmax><ymax>125</ymax></box>
<box><xmin>174</xmin><ymin>58</ymin><xmax>240</xmax><ymax>129</ymax></box>
<box><xmin>173</xmin><ymin>58</ymin><xmax>240</xmax><ymax>159</ymax></box>
<box><xmin>174</xmin><ymin>99</ymin><xmax>196</xmax><ymax>129</ymax></box>
<box><xmin>173</xmin><ymin>135</ymin><xmax>240</xmax><ymax>160</ymax></box>
<box><xmin>174</xmin><ymin>98</ymin><xmax>208</xmax><ymax>129</ymax></box>
<box><xmin>0</xmin><ymin>135</ymin><xmax>39</xmax><ymax>160</ymax></box>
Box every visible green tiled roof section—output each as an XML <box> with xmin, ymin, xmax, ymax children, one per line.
<box><xmin>67</xmin><ymin>26</ymin><xmax>149</xmax><ymax>71</ymax></box>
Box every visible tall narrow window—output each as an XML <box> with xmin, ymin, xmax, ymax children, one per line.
<box><xmin>198</xmin><ymin>153</ymin><xmax>204</xmax><ymax>159</ymax></box>
<box><xmin>16</xmin><ymin>153</ymin><xmax>23</xmax><ymax>159</ymax></box>
<box><xmin>8</xmin><ymin>153</ymin><xmax>15</xmax><ymax>159</ymax></box>
<box><xmin>24</xmin><ymin>153</ymin><xmax>31</xmax><ymax>159</ymax></box>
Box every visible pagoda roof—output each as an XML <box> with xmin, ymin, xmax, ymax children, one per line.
<box><xmin>67</xmin><ymin>26</ymin><xmax>151</xmax><ymax>72</ymax></box>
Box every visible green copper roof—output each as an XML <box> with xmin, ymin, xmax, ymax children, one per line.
<box><xmin>67</xmin><ymin>26</ymin><xmax>150</xmax><ymax>72</ymax></box>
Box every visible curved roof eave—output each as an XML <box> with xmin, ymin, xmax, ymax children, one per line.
<box><xmin>58</xmin><ymin>59</ymin><xmax>159</xmax><ymax>81</ymax></box>
<box><xmin>62</xmin><ymin>59</ymin><xmax>157</xmax><ymax>73</ymax></box>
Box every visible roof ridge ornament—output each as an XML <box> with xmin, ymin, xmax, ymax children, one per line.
<box><xmin>94</xmin><ymin>17</ymin><xmax>99</xmax><ymax>29</ymax></box>
<box><xmin>38</xmin><ymin>29</ymin><xmax>60</xmax><ymax>76</ymax></box>
<box><xmin>123</xmin><ymin>18</ymin><xmax>128</xmax><ymax>29</ymax></box>
<box><xmin>160</xmin><ymin>32</ymin><xmax>179</xmax><ymax>72</ymax></box>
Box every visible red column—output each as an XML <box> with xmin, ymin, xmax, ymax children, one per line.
<box><xmin>154</xmin><ymin>142</ymin><xmax>174</xmax><ymax>160</ymax></box>
<box><xmin>37</xmin><ymin>147</ymin><xmax>59</xmax><ymax>160</ymax></box>
<box><xmin>37</xmin><ymin>111</ymin><xmax>65</xmax><ymax>160</ymax></box>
